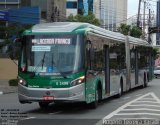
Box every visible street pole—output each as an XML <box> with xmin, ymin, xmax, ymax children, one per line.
<box><xmin>143</xmin><ymin>1</ymin><xmax>146</xmax><ymax>39</ymax></box>
<box><xmin>103</xmin><ymin>7</ymin><xmax>105</xmax><ymax>29</ymax></box>
<box><xmin>108</xmin><ymin>0</ymin><xmax>110</xmax><ymax>30</ymax></box>
<box><xmin>137</xmin><ymin>0</ymin><xmax>142</xmax><ymax>27</ymax></box>
<box><xmin>148</xmin><ymin>9</ymin><xmax>151</xmax><ymax>44</ymax></box>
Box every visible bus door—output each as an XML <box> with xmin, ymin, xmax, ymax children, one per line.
<box><xmin>104</xmin><ymin>45</ymin><xmax>110</xmax><ymax>94</ymax></box>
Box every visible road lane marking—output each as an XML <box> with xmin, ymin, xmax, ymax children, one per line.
<box><xmin>48</xmin><ymin>111</ymin><xmax>63</xmax><ymax>115</ymax></box>
<box><xmin>116</xmin><ymin>118</ymin><xmax>158</xmax><ymax>120</ymax></box>
<box><xmin>129</xmin><ymin>104</ymin><xmax>160</xmax><ymax>108</ymax></box>
<box><xmin>22</xmin><ymin>117</ymin><xmax>36</xmax><ymax>120</ymax></box>
<box><xmin>139</xmin><ymin>98</ymin><xmax>156</xmax><ymax>100</ymax></box>
<box><xmin>115</xmin><ymin>113</ymin><xmax>160</xmax><ymax>116</ymax></box>
<box><xmin>95</xmin><ymin>92</ymin><xmax>160</xmax><ymax>125</ymax></box>
<box><xmin>151</xmin><ymin>93</ymin><xmax>160</xmax><ymax>103</ymax></box>
<box><xmin>132</xmin><ymin>101</ymin><xmax>160</xmax><ymax>104</ymax></box>
<box><xmin>122</xmin><ymin>108</ymin><xmax>160</xmax><ymax>112</ymax></box>
<box><xmin>103</xmin><ymin>92</ymin><xmax>155</xmax><ymax>119</ymax></box>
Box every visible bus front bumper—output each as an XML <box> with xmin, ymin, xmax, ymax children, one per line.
<box><xmin>18</xmin><ymin>83</ymin><xmax>85</xmax><ymax>103</ymax></box>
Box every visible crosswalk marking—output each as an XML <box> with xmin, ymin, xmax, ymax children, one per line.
<box><xmin>139</xmin><ymin>98</ymin><xmax>156</xmax><ymax>101</ymax></box>
<box><xmin>115</xmin><ymin>113</ymin><xmax>160</xmax><ymax>116</ymax></box>
<box><xmin>103</xmin><ymin>92</ymin><xmax>160</xmax><ymax>120</ymax></box>
<box><xmin>129</xmin><ymin>104</ymin><xmax>160</xmax><ymax>108</ymax></box>
<box><xmin>122</xmin><ymin>108</ymin><xmax>160</xmax><ymax>112</ymax></box>
<box><xmin>132</xmin><ymin>101</ymin><xmax>160</xmax><ymax>104</ymax></box>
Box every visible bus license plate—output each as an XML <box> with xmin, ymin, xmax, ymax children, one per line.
<box><xmin>43</xmin><ymin>96</ymin><xmax>54</xmax><ymax>100</ymax></box>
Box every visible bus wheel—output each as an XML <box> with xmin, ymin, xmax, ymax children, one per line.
<box><xmin>144</xmin><ymin>75</ymin><xmax>148</xmax><ymax>87</ymax></box>
<box><xmin>88</xmin><ymin>90</ymin><xmax>99</xmax><ymax>109</ymax></box>
<box><xmin>116</xmin><ymin>82</ymin><xmax>123</xmax><ymax>98</ymax></box>
<box><xmin>39</xmin><ymin>102</ymin><xmax>49</xmax><ymax>109</ymax></box>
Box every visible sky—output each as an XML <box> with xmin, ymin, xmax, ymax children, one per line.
<box><xmin>128</xmin><ymin>0</ymin><xmax>139</xmax><ymax>17</ymax></box>
<box><xmin>128</xmin><ymin>0</ymin><xmax>157</xmax><ymax>18</ymax></box>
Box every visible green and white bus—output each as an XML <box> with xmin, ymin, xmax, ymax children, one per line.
<box><xmin>17</xmin><ymin>22</ymin><xmax>153</xmax><ymax>108</ymax></box>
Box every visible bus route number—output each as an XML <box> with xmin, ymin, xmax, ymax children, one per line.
<box><xmin>56</xmin><ymin>82</ymin><xmax>68</xmax><ymax>86</ymax></box>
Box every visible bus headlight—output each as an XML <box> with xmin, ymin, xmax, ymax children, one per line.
<box><xmin>70</xmin><ymin>76</ymin><xmax>85</xmax><ymax>86</ymax></box>
<box><xmin>18</xmin><ymin>78</ymin><xmax>27</xmax><ymax>86</ymax></box>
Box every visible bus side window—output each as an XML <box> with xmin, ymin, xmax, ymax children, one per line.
<box><xmin>86</xmin><ymin>40</ymin><xmax>94</xmax><ymax>70</ymax></box>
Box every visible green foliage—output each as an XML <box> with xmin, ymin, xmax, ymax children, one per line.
<box><xmin>67</xmin><ymin>12</ymin><xmax>100</xmax><ymax>26</ymax></box>
<box><xmin>130</xmin><ymin>26</ymin><xmax>142</xmax><ymax>38</ymax></box>
<box><xmin>0</xmin><ymin>24</ymin><xmax>32</xmax><ymax>59</ymax></box>
<box><xmin>8</xmin><ymin>79</ymin><xmax>18</xmax><ymax>86</ymax></box>
<box><xmin>118</xmin><ymin>23</ymin><xmax>142</xmax><ymax>38</ymax></box>
<box><xmin>153</xmin><ymin>48</ymin><xmax>160</xmax><ymax>59</ymax></box>
<box><xmin>118</xmin><ymin>24</ymin><xmax>131</xmax><ymax>35</ymax></box>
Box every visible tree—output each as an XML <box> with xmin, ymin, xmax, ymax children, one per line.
<box><xmin>0</xmin><ymin>24</ymin><xmax>32</xmax><ymax>59</ymax></box>
<box><xmin>67</xmin><ymin>12</ymin><xmax>100</xmax><ymax>26</ymax></box>
<box><xmin>118</xmin><ymin>23</ymin><xmax>142</xmax><ymax>38</ymax></box>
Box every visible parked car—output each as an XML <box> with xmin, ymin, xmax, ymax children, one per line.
<box><xmin>154</xmin><ymin>66</ymin><xmax>160</xmax><ymax>78</ymax></box>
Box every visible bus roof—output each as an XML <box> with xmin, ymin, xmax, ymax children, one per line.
<box><xmin>26</xmin><ymin>22</ymin><xmax>89</xmax><ymax>34</ymax></box>
<box><xmin>24</xmin><ymin>22</ymin><xmax>126</xmax><ymax>41</ymax></box>
<box><xmin>23</xmin><ymin>22</ymin><xmax>150</xmax><ymax>46</ymax></box>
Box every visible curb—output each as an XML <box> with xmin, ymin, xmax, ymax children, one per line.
<box><xmin>0</xmin><ymin>91</ymin><xmax>17</xmax><ymax>95</ymax></box>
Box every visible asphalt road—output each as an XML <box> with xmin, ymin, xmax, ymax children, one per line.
<box><xmin>0</xmin><ymin>79</ymin><xmax>160</xmax><ymax>125</ymax></box>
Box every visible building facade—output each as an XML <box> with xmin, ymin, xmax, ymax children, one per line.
<box><xmin>0</xmin><ymin>0</ymin><xmax>20</xmax><ymax>10</ymax></box>
<box><xmin>94</xmin><ymin>0</ymin><xmax>127</xmax><ymax>31</ymax></box>
<box><xmin>47</xmin><ymin>0</ymin><xmax>66</xmax><ymax>22</ymax></box>
<box><xmin>21</xmin><ymin>0</ymin><xmax>66</xmax><ymax>22</ymax></box>
<box><xmin>66</xmin><ymin>0</ymin><xmax>78</xmax><ymax>17</ymax></box>
<box><xmin>66</xmin><ymin>0</ymin><xmax>93</xmax><ymax>17</ymax></box>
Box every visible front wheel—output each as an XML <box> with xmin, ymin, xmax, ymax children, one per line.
<box><xmin>87</xmin><ymin>90</ymin><xmax>98</xmax><ymax>109</ymax></box>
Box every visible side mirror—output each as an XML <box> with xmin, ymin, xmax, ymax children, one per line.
<box><xmin>86</xmin><ymin>40</ymin><xmax>95</xmax><ymax>61</ymax></box>
<box><xmin>90</xmin><ymin>48</ymin><xmax>95</xmax><ymax>61</ymax></box>
<box><xmin>8</xmin><ymin>38</ymin><xmax>22</xmax><ymax>60</ymax></box>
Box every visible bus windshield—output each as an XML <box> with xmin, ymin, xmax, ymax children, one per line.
<box><xmin>20</xmin><ymin>34</ymin><xmax>84</xmax><ymax>76</ymax></box>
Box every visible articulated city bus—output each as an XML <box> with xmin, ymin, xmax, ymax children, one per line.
<box><xmin>17</xmin><ymin>22</ymin><xmax>153</xmax><ymax>109</ymax></box>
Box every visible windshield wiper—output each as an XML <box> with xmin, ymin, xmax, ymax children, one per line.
<box><xmin>30</xmin><ymin>52</ymin><xmax>46</xmax><ymax>78</ymax></box>
<box><xmin>51</xmin><ymin>53</ymin><xmax>67</xmax><ymax>78</ymax></box>
<box><xmin>41</xmin><ymin>52</ymin><xmax>46</xmax><ymax>70</ymax></box>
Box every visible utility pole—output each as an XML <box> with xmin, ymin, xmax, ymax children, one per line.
<box><xmin>103</xmin><ymin>6</ymin><xmax>105</xmax><ymax>29</ymax></box>
<box><xmin>148</xmin><ymin>9</ymin><xmax>151</xmax><ymax>44</ymax></box>
<box><xmin>99</xmin><ymin>0</ymin><xmax>102</xmax><ymax>27</ymax></box>
<box><xmin>143</xmin><ymin>1</ymin><xmax>146</xmax><ymax>39</ymax></box>
<box><xmin>137</xmin><ymin>0</ymin><xmax>142</xmax><ymax>27</ymax></box>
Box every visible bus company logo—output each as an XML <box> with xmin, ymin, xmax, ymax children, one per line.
<box><xmin>46</xmin><ymin>91</ymin><xmax>50</xmax><ymax>95</ymax></box>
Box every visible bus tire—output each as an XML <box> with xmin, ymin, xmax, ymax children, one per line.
<box><xmin>147</xmin><ymin>72</ymin><xmax>149</xmax><ymax>82</ymax></box>
<box><xmin>116</xmin><ymin>80</ymin><xmax>123</xmax><ymax>98</ymax></box>
<box><xmin>39</xmin><ymin>102</ymin><xmax>49</xmax><ymax>109</ymax></box>
<box><xmin>88</xmin><ymin>89</ymin><xmax>99</xmax><ymax>109</ymax></box>
<box><xmin>98</xmin><ymin>82</ymin><xmax>102</xmax><ymax>102</ymax></box>
<box><xmin>144</xmin><ymin>74</ymin><xmax>148</xmax><ymax>87</ymax></box>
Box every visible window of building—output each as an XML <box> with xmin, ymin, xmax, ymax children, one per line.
<box><xmin>67</xmin><ymin>2</ymin><xmax>77</xmax><ymax>9</ymax></box>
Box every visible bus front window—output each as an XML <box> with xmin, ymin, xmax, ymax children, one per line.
<box><xmin>20</xmin><ymin>34</ymin><xmax>84</xmax><ymax>76</ymax></box>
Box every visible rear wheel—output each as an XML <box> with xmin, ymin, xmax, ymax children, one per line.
<box><xmin>144</xmin><ymin>75</ymin><xmax>148</xmax><ymax>87</ymax></box>
<box><xmin>39</xmin><ymin>102</ymin><xmax>50</xmax><ymax>109</ymax></box>
<box><xmin>116</xmin><ymin>82</ymin><xmax>123</xmax><ymax>98</ymax></box>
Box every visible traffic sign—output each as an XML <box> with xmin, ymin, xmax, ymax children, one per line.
<box><xmin>8</xmin><ymin>7</ymin><xmax>40</xmax><ymax>24</ymax></box>
<box><xmin>0</xmin><ymin>11</ymin><xmax>8</xmax><ymax>21</ymax></box>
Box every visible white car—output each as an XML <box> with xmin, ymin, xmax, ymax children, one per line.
<box><xmin>154</xmin><ymin>66</ymin><xmax>160</xmax><ymax>78</ymax></box>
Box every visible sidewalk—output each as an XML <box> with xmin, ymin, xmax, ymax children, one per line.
<box><xmin>0</xmin><ymin>80</ymin><xmax>17</xmax><ymax>94</ymax></box>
